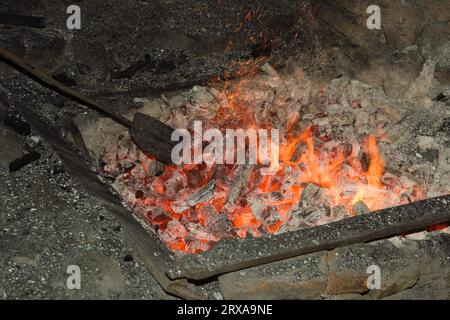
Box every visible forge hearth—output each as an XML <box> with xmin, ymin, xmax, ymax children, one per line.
<box><xmin>1</xmin><ymin>0</ymin><xmax>449</xmax><ymax>301</ymax></box>
<box><xmin>97</xmin><ymin>68</ymin><xmax>449</xmax><ymax>256</ymax></box>
<box><xmin>73</xmin><ymin>62</ymin><xmax>450</xmax><ymax>299</ymax></box>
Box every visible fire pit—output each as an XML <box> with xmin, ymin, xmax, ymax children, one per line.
<box><xmin>99</xmin><ymin>68</ymin><xmax>448</xmax><ymax>256</ymax></box>
<box><xmin>83</xmin><ymin>63</ymin><xmax>449</xmax><ymax>299</ymax></box>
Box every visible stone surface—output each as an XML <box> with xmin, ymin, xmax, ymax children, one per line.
<box><xmin>218</xmin><ymin>251</ymin><xmax>328</xmax><ymax>300</ymax></box>
<box><xmin>325</xmin><ymin>241</ymin><xmax>421</xmax><ymax>298</ymax></box>
<box><xmin>316</xmin><ymin>1</ymin><xmax>450</xmax><ymax>98</ymax></box>
<box><xmin>218</xmin><ymin>234</ymin><xmax>450</xmax><ymax>300</ymax></box>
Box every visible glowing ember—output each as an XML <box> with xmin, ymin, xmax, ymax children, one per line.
<box><xmin>102</xmin><ymin>70</ymin><xmax>428</xmax><ymax>254</ymax></box>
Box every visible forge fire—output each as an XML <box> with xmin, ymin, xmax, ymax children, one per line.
<box><xmin>102</xmin><ymin>69</ymin><xmax>443</xmax><ymax>254</ymax></box>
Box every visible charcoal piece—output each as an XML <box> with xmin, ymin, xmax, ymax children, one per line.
<box><xmin>433</xmin><ymin>91</ymin><xmax>449</xmax><ymax>102</ymax></box>
<box><xmin>110</xmin><ymin>54</ymin><xmax>150</xmax><ymax>79</ymax></box>
<box><xmin>147</xmin><ymin>207</ymin><xmax>172</xmax><ymax>225</ymax></box>
<box><xmin>123</xmin><ymin>255</ymin><xmax>134</xmax><ymax>262</ymax></box>
<box><xmin>360</xmin><ymin>152</ymin><xmax>371</xmax><ymax>172</ymax></box>
<box><xmin>171</xmin><ymin>180</ymin><xmax>216</xmax><ymax>213</ymax></box>
<box><xmin>258</xmin><ymin>206</ymin><xmax>283</xmax><ymax>226</ymax></box>
<box><xmin>290</xmin><ymin>141</ymin><xmax>309</xmax><ymax>162</ymax></box>
<box><xmin>249</xmin><ymin>199</ymin><xmax>266</xmax><ymax>221</ymax></box>
<box><xmin>299</xmin><ymin>183</ymin><xmax>322</xmax><ymax>207</ymax></box>
<box><xmin>302</xmin><ymin>205</ymin><xmax>331</xmax><ymax>224</ymax></box>
<box><xmin>9</xmin><ymin>151</ymin><xmax>41</xmax><ymax>172</ymax></box>
<box><xmin>0</xmin><ymin>13</ymin><xmax>46</xmax><ymax>28</ymax></box>
<box><xmin>4</xmin><ymin>114</ymin><xmax>31</xmax><ymax>135</ymax></box>
<box><xmin>135</xmin><ymin>190</ymin><xmax>144</xmax><ymax>199</ymax></box>
<box><xmin>52</xmin><ymin>73</ymin><xmax>77</xmax><ymax>87</ymax></box>
<box><xmin>342</xmin><ymin>143</ymin><xmax>353</xmax><ymax>157</ymax></box>
<box><xmin>225</xmin><ymin>165</ymin><xmax>254</xmax><ymax>211</ymax></box>
<box><xmin>148</xmin><ymin>160</ymin><xmax>165</xmax><ymax>177</ymax></box>
<box><xmin>208</xmin><ymin>212</ymin><xmax>233</xmax><ymax>238</ymax></box>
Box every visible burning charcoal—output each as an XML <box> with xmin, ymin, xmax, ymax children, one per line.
<box><xmin>225</xmin><ymin>165</ymin><xmax>254</xmax><ymax>211</ymax></box>
<box><xmin>294</xmin><ymin>205</ymin><xmax>331</xmax><ymax>226</ymax></box>
<box><xmin>181</xmin><ymin>204</ymin><xmax>216</xmax><ymax>225</ymax></box>
<box><xmin>356</xmin><ymin>124</ymin><xmax>372</xmax><ymax>137</ymax></box>
<box><xmin>258</xmin><ymin>206</ymin><xmax>283</xmax><ymax>227</ymax></box>
<box><xmin>342</xmin><ymin>143</ymin><xmax>353</xmax><ymax>158</ymax></box>
<box><xmin>352</xmin><ymin>200</ymin><xmax>370</xmax><ymax>216</ymax></box>
<box><xmin>186</xmin><ymin>223</ymin><xmax>220</xmax><ymax>243</ymax></box>
<box><xmin>135</xmin><ymin>190</ymin><xmax>144</xmax><ymax>199</ymax></box>
<box><xmin>290</xmin><ymin>142</ymin><xmax>308</xmax><ymax>162</ymax></box>
<box><xmin>121</xmin><ymin>162</ymin><xmax>135</xmax><ymax>172</ymax></box>
<box><xmin>281</xmin><ymin>167</ymin><xmax>301</xmax><ymax>192</ymax></box>
<box><xmin>187</xmin><ymin>240</ymin><xmax>212</xmax><ymax>254</ymax></box>
<box><xmin>276</xmin><ymin>214</ymin><xmax>310</xmax><ymax>234</ymax></box>
<box><xmin>158</xmin><ymin>220</ymin><xmax>188</xmax><ymax>242</ymax></box>
<box><xmin>360</xmin><ymin>152</ymin><xmax>371</xmax><ymax>172</ymax></box>
<box><xmin>249</xmin><ymin>199</ymin><xmax>266</xmax><ymax>220</ymax></box>
<box><xmin>171</xmin><ymin>179</ymin><xmax>216</xmax><ymax>213</ymax></box>
<box><xmin>148</xmin><ymin>160</ymin><xmax>165</xmax><ymax>176</ymax></box>
<box><xmin>300</xmin><ymin>183</ymin><xmax>322</xmax><ymax>207</ymax></box>
<box><xmin>164</xmin><ymin>170</ymin><xmax>188</xmax><ymax>198</ymax></box>
<box><xmin>325</xmin><ymin>104</ymin><xmax>345</xmax><ymax>116</ymax></box>
<box><xmin>207</xmin><ymin>212</ymin><xmax>233</xmax><ymax>238</ymax></box>
<box><xmin>147</xmin><ymin>207</ymin><xmax>172</xmax><ymax>225</ymax></box>
<box><xmin>399</xmin><ymin>175</ymin><xmax>417</xmax><ymax>190</ymax></box>
<box><xmin>330</xmin><ymin>205</ymin><xmax>350</xmax><ymax>220</ymax></box>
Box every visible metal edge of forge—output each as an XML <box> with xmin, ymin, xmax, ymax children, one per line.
<box><xmin>18</xmin><ymin>106</ymin><xmax>205</xmax><ymax>300</ymax></box>
<box><xmin>167</xmin><ymin>195</ymin><xmax>450</xmax><ymax>281</ymax></box>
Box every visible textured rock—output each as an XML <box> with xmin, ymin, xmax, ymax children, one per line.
<box><xmin>218</xmin><ymin>251</ymin><xmax>328</xmax><ymax>300</ymax></box>
<box><xmin>413</xmin><ymin>235</ymin><xmax>450</xmax><ymax>290</ymax></box>
<box><xmin>326</xmin><ymin>241</ymin><xmax>421</xmax><ymax>298</ymax></box>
